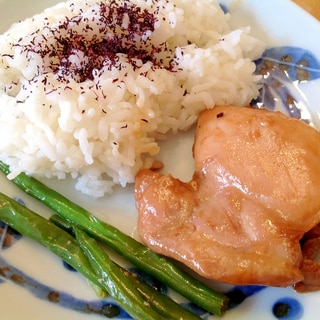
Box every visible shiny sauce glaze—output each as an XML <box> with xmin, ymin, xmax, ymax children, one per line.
<box><xmin>135</xmin><ymin>106</ymin><xmax>320</xmax><ymax>291</ymax></box>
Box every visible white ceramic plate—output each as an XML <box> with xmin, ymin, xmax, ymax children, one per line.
<box><xmin>1</xmin><ymin>0</ymin><xmax>320</xmax><ymax>319</ymax></box>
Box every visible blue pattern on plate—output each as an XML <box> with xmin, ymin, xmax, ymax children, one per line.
<box><xmin>62</xmin><ymin>260</ymin><xmax>78</xmax><ymax>272</ymax></box>
<box><xmin>129</xmin><ymin>267</ymin><xmax>168</xmax><ymax>295</ymax></box>
<box><xmin>219</xmin><ymin>3</ymin><xmax>228</xmax><ymax>14</ymax></box>
<box><xmin>0</xmin><ymin>220</ymin><xmax>23</xmax><ymax>249</ymax></box>
<box><xmin>0</xmin><ymin>254</ymin><xmax>131</xmax><ymax>318</ymax></box>
<box><xmin>257</xmin><ymin>47</ymin><xmax>320</xmax><ymax>82</ymax></box>
<box><xmin>226</xmin><ymin>285</ymin><xmax>266</xmax><ymax>309</ymax></box>
<box><xmin>253</xmin><ymin>46</ymin><xmax>320</xmax><ymax>124</ymax></box>
<box><xmin>272</xmin><ymin>297</ymin><xmax>303</xmax><ymax>320</ymax></box>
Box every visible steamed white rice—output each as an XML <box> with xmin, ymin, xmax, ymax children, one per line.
<box><xmin>0</xmin><ymin>0</ymin><xmax>264</xmax><ymax>197</ymax></box>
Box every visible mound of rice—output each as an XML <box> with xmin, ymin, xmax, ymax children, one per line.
<box><xmin>0</xmin><ymin>0</ymin><xmax>264</xmax><ymax>197</ymax></box>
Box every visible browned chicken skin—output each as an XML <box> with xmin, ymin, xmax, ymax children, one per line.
<box><xmin>135</xmin><ymin>106</ymin><xmax>320</xmax><ymax>290</ymax></box>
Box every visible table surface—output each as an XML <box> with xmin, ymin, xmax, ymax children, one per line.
<box><xmin>292</xmin><ymin>0</ymin><xmax>320</xmax><ymax>20</ymax></box>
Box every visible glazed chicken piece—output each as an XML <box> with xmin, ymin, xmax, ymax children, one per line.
<box><xmin>135</xmin><ymin>106</ymin><xmax>320</xmax><ymax>290</ymax></box>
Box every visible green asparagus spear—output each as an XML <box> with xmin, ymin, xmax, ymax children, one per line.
<box><xmin>0</xmin><ymin>192</ymin><xmax>103</xmax><ymax>293</ymax></box>
<box><xmin>0</xmin><ymin>161</ymin><xmax>229</xmax><ymax>316</ymax></box>
<box><xmin>75</xmin><ymin>227</ymin><xmax>165</xmax><ymax>320</ymax></box>
<box><xmin>52</xmin><ymin>213</ymin><xmax>202</xmax><ymax>319</ymax></box>
<box><xmin>0</xmin><ymin>193</ymin><xmax>201</xmax><ymax>319</ymax></box>
<box><xmin>48</xmin><ymin>213</ymin><xmax>108</xmax><ymax>298</ymax></box>
<box><xmin>75</xmin><ymin>227</ymin><xmax>202</xmax><ymax>320</ymax></box>
<box><xmin>51</xmin><ymin>213</ymin><xmax>203</xmax><ymax>318</ymax></box>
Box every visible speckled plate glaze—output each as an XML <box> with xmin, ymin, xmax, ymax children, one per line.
<box><xmin>1</xmin><ymin>0</ymin><xmax>320</xmax><ymax>319</ymax></box>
